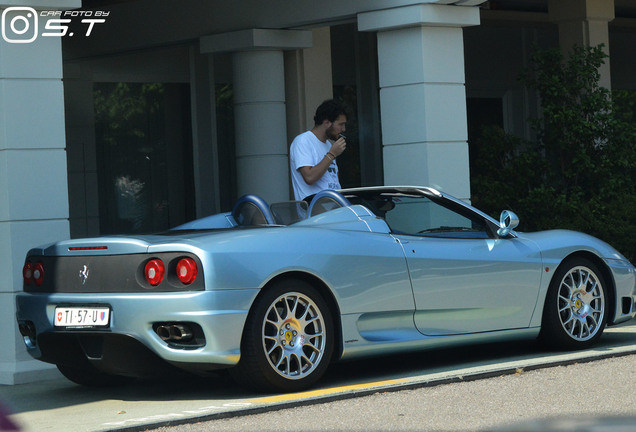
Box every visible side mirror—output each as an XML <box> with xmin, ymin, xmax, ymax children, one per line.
<box><xmin>497</xmin><ymin>210</ymin><xmax>519</xmax><ymax>237</ymax></box>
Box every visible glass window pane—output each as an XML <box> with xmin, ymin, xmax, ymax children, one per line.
<box><xmin>384</xmin><ymin>196</ymin><xmax>489</xmax><ymax>239</ymax></box>
<box><xmin>94</xmin><ymin>82</ymin><xmax>194</xmax><ymax>234</ymax></box>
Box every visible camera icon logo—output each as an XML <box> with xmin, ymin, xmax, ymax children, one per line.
<box><xmin>2</xmin><ymin>7</ymin><xmax>38</xmax><ymax>43</ymax></box>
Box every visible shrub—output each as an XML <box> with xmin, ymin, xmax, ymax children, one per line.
<box><xmin>471</xmin><ymin>45</ymin><xmax>636</xmax><ymax>262</ymax></box>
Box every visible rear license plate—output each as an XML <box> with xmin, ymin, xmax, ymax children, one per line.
<box><xmin>54</xmin><ymin>306</ymin><xmax>110</xmax><ymax>328</ymax></box>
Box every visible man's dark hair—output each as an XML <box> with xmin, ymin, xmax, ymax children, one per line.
<box><xmin>313</xmin><ymin>99</ymin><xmax>347</xmax><ymax>126</ymax></box>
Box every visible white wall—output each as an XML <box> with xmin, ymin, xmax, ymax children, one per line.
<box><xmin>0</xmin><ymin>0</ymin><xmax>80</xmax><ymax>384</ymax></box>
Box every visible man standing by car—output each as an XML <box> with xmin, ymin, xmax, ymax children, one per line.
<box><xmin>290</xmin><ymin>99</ymin><xmax>348</xmax><ymax>200</ymax></box>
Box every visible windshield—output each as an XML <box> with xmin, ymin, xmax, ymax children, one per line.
<box><xmin>345</xmin><ymin>192</ymin><xmax>492</xmax><ymax>239</ymax></box>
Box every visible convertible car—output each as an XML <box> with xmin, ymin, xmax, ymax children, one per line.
<box><xmin>16</xmin><ymin>186</ymin><xmax>636</xmax><ymax>392</ymax></box>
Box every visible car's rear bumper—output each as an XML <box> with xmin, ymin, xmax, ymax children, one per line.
<box><xmin>15</xmin><ymin>289</ymin><xmax>260</xmax><ymax>374</ymax></box>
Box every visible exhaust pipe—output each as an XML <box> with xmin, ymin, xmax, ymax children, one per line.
<box><xmin>155</xmin><ymin>324</ymin><xmax>193</xmax><ymax>342</ymax></box>
<box><xmin>170</xmin><ymin>324</ymin><xmax>192</xmax><ymax>341</ymax></box>
<box><xmin>156</xmin><ymin>325</ymin><xmax>172</xmax><ymax>341</ymax></box>
<box><xmin>18</xmin><ymin>321</ymin><xmax>37</xmax><ymax>348</ymax></box>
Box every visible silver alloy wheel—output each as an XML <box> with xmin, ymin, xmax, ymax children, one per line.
<box><xmin>261</xmin><ymin>291</ymin><xmax>327</xmax><ymax>380</ymax></box>
<box><xmin>557</xmin><ymin>265</ymin><xmax>605</xmax><ymax>341</ymax></box>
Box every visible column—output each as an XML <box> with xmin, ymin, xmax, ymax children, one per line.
<box><xmin>0</xmin><ymin>0</ymin><xmax>80</xmax><ymax>384</ymax></box>
<box><xmin>549</xmin><ymin>0</ymin><xmax>615</xmax><ymax>89</ymax></box>
<box><xmin>358</xmin><ymin>4</ymin><xmax>481</xmax><ymax>200</ymax></box>
<box><xmin>201</xmin><ymin>29</ymin><xmax>312</xmax><ymax>203</ymax></box>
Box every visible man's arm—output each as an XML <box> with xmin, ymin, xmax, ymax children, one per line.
<box><xmin>298</xmin><ymin>155</ymin><xmax>334</xmax><ymax>185</ymax></box>
<box><xmin>298</xmin><ymin>137</ymin><xmax>346</xmax><ymax>185</ymax></box>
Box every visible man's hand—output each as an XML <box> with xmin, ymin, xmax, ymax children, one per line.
<box><xmin>330</xmin><ymin>136</ymin><xmax>346</xmax><ymax>157</ymax></box>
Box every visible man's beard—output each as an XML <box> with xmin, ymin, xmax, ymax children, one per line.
<box><xmin>325</xmin><ymin>126</ymin><xmax>339</xmax><ymax>141</ymax></box>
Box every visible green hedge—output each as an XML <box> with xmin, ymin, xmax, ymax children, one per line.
<box><xmin>471</xmin><ymin>45</ymin><xmax>636</xmax><ymax>263</ymax></box>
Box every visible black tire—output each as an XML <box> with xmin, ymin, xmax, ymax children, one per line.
<box><xmin>540</xmin><ymin>257</ymin><xmax>608</xmax><ymax>350</ymax></box>
<box><xmin>231</xmin><ymin>279</ymin><xmax>334</xmax><ymax>392</ymax></box>
<box><xmin>57</xmin><ymin>363</ymin><xmax>134</xmax><ymax>387</ymax></box>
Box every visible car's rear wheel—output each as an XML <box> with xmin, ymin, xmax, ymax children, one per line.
<box><xmin>231</xmin><ymin>279</ymin><xmax>334</xmax><ymax>392</ymax></box>
<box><xmin>57</xmin><ymin>363</ymin><xmax>134</xmax><ymax>387</ymax></box>
<box><xmin>540</xmin><ymin>257</ymin><xmax>608</xmax><ymax>350</ymax></box>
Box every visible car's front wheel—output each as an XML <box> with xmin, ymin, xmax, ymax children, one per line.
<box><xmin>540</xmin><ymin>257</ymin><xmax>608</xmax><ymax>350</ymax></box>
<box><xmin>232</xmin><ymin>279</ymin><xmax>334</xmax><ymax>392</ymax></box>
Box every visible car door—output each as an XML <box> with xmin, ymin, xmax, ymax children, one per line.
<box><xmin>385</xmin><ymin>195</ymin><xmax>544</xmax><ymax>336</ymax></box>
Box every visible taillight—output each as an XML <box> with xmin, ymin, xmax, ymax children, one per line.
<box><xmin>23</xmin><ymin>262</ymin><xmax>33</xmax><ymax>285</ymax></box>
<box><xmin>33</xmin><ymin>262</ymin><xmax>45</xmax><ymax>286</ymax></box>
<box><xmin>144</xmin><ymin>259</ymin><xmax>165</xmax><ymax>286</ymax></box>
<box><xmin>176</xmin><ymin>258</ymin><xmax>198</xmax><ymax>284</ymax></box>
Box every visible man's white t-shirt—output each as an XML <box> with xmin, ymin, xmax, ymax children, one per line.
<box><xmin>290</xmin><ymin>131</ymin><xmax>341</xmax><ymax>200</ymax></box>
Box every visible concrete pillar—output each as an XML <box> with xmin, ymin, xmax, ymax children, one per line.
<box><xmin>232</xmin><ymin>50</ymin><xmax>289</xmax><ymax>202</ymax></box>
<box><xmin>0</xmin><ymin>1</ymin><xmax>81</xmax><ymax>384</ymax></box>
<box><xmin>358</xmin><ymin>4</ymin><xmax>480</xmax><ymax>201</ymax></box>
<box><xmin>549</xmin><ymin>0</ymin><xmax>615</xmax><ymax>89</ymax></box>
<box><xmin>201</xmin><ymin>29</ymin><xmax>312</xmax><ymax>203</ymax></box>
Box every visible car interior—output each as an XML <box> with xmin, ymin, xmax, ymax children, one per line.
<box><xmin>231</xmin><ymin>191</ymin><xmax>352</xmax><ymax>227</ymax></box>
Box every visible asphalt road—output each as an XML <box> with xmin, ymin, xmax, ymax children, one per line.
<box><xmin>147</xmin><ymin>354</ymin><xmax>636</xmax><ymax>432</ymax></box>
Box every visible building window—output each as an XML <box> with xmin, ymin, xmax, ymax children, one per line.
<box><xmin>94</xmin><ymin>82</ymin><xmax>195</xmax><ymax>234</ymax></box>
<box><xmin>331</xmin><ymin>24</ymin><xmax>382</xmax><ymax>188</ymax></box>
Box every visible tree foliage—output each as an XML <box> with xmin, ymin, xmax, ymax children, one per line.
<box><xmin>94</xmin><ymin>83</ymin><xmax>165</xmax><ymax>146</ymax></box>
<box><xmin>471</xmin><ymin>45</ymin><xmax>636</xmax><ymax>262</ymax></box>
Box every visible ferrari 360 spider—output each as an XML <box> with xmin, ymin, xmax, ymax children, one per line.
<box><xmin>16</xmin><ymin>186</ymin><xmax>636</xmax><ymax>392</ymax></box>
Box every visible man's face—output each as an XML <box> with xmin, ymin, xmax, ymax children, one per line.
<box><xmin>325</xmin><ymin>114</ymin><xmax>347</xmax><ymax>140</ymax></box>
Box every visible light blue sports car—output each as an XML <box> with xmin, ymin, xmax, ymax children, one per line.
<box><xmin>16</xmin><ymin>186</ymin><xmax>636</xmax><ymax>392</ymax></box>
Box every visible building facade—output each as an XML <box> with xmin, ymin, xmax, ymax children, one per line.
<box><xmin>1</xmin><ymin>0</ymin><xmax>634</xmax><ymax>384</ymax></box>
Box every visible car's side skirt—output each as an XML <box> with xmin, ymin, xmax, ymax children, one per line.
<box><xmin>338</xmin><ymin>315</ymin><xmax>540</xmax><ymax>361</ymax></box>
